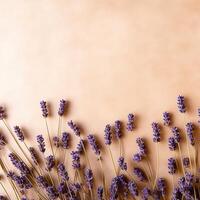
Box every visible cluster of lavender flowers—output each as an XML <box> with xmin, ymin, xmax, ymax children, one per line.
<box><xmin>0</xmin><ymin>96</ymin><xmax>200</xmax><ymax>200</ymax></box>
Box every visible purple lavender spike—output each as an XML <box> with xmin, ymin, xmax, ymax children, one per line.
<box><xmin>186</xmin><ymin>122</ymin><xmax>195</xmax><ymax>146</ymax></box>
<box><xmin>104</xmin><ymin>124</ymin><xmax>112</xmax><ymax>145</ymax></box>
<box><xmin>157</xmin><ymin>178</ymin><xmax>167</xmax><ymax>197</ymax></box>
<box><xmin>128</xmin><ymin>181</ymin><xmax>138</xmax><ymax>197</ymax></box>
<box><xmin>53</xmin><ymin>136</ymin><xmax>60</xmax><ymax>148</ymax></box>
<box><xmin>97</xmin><ymin>186</ymin><xmax>103</xmax><ymax>200</ymax></box>
<box><xmin>177</xmin><ymin>95</ymin><xmax>186</xmax><ymax>113</ymax></box>
<box><xmin>126</xmin><ymin>113</ymin><xmax>135</xmax><ymax>131</ymax></box>
<box><xmin>85</xmin><ymin>168</ymin><xmax>94</xmax><ymax>189</ymax></box>
<box><xmin>168</xmin><ymin>137</ymin><xmax>177</xmax><ymax>151</ymax></box>
<box><xmin>133</xmin><ymin>153</ymin><xmax>143</xmax><ymax>162</ymax></box>
<box><xmin>29</xmin><ymin>147</ymin><xmax>39</xmax><ymax>165</ymax></box>
<box><xmin>133</xmin><ymin>167</ymin><xmax>147</xmax><ymax>182</ymax></box>
<box><xmin>152</xmin><ymin>122</ymin><xmax>161</xmax><ymax>142</ymax></box>
<box><xmin>14</xmin><ymin>126</ymin><xmax>24</xmax><ymax>141</ymax></box>
<box><xmin>57</xmin><ymin>163</ymin><xmax>69</xmax><ymax>181</ymax></box>
<box><xmin>40</xmin><ymin>100</ymin><xmax>48</xmax><ymax>118</ymax></box>
<box><xmin>118</xmin><ymin>156</ymin><xmax>127</xmax><ymax>171</ymax></box>
<box><xmin>61</xmin><ymin>132</ymin><xmax>70</xmax><ymax>149</ymax></box>
<box><xmin>136</xmin><ymin>137</ymin><xmax>146</xmax><ymax>156</ymax></box>
<box><xmin>45</xmin><ymin>155</ymin><xmax>55</xmax><ymax>171</ymax></box>
<box><xmin>168</xmin><ymin>157</ymin><xmax>177</xmax><ymax>174</ymax></box>
<box><xmin>163</xmin><ymin>112</ymin><xmax>171</xmax><ymax>126</ymax></box>
<box><xmin>58</xmin><ymin>99</ymin><xmax>66</xmax><ymax>116</ymax></box>
<box><xmin>172</xmin><ymin>127</ymin><xmax>181</xmax><ymax>143</ymax></box>
<box><xmin>67</xmin><ymin>120</ymin><xmax>80</xmax><ymax>137</ymax></box>
<box><xmin>114</xmin><ymin>120</ymin><xmax>122</xmax><ymax>139</ymax></box>
<box><xmin>0</xmin><ymin>106</ymin><xmax>6</xmax><ymax>120</ymax></box>
<box><xmin>71</xmin><ymin>151</ymin><xmax>80</xmax><ymax>169</ymax></box>
<box><xmin>87</xmin><ymin>134</ymin><xmax>100</xmax><ymax>156</ymax></box>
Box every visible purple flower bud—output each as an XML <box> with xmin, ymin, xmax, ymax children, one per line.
<box><xmin>0</xmin><ymin>106</ymin><xmax>6</xmax><ymax>120</ymax></box>
<box><xmin>186</xmin><ymin>122</ymin><xmax>195</xmax><ymax>146</ymax></box>
<box><xmin>198</xmin><ymin>108</ymin><xmax>200</xmax><ymax>124</ymax></box>
<box><xmin>133</xmin><ymin>153</ymin><xmax>143</xmax><ymax>162</ymax></box>
<box><xmin>67</xmin><ymin>120</ymin><xmax>80</xmax><ymax>137</ymax></box>
<box><xmin>126</xmin><ymin>113</ymin><xmax>135</xmax><ymax>131</ymax></box>
<box><xmin>114</xmin><ymin>120</ymin><xmax>122</xmax><ymax>139</ymax></box>
<box><xmin>29</xmin><ymin>147</ymin><xmax>39</xmax><ymax>165</ymax></box>
<box><xmin>110</xmin><ymin>176</ymin><xmax>120</xmax><ymax>200</ymax></box>
<box><xmin>58</xmin><ymin>99</ymin><xmax>66</xmax><ymax>116</ymax></box>
<box><xmin>136</xmin><ymin>137</ymin><xmax>146</xmax><ymax>155</ymax></box>
<box><xmin>57</xmin><ymin>163</ymin><xmax>69</xmax><ymax>181</ymax></box>
<box><xmin>87</xmin><ymin>134</ymin><xmax>100</xmax><ymax>156</ymax></box>
<box><xmin>97</xmin><ymin>186</ymin><xmax>103</xmax><ymax>200</ymax></box>
<box><xmin>40</xmin><ymin>100</ymin><xmax>48</xmax><ymax>118</ymax></box>
<box><xmin>53</xmin><ymin>136</ymin><xmax>60</xmax><ymax>148</ymax></box>
<box><xmin>172</xmin><ymin>127</ymin><xmax>181</xmax><ymax>143</ymax></box>
<box><xmin>36</xmin><ymin>176</ymin><xmax>49</xmax><ymax>189</ymax></box>
<box><xmin>168</xmin><ymin>137</ymin><xmax>177</xmax><ymax>151</ymax></box>
<box><xmin>46</xmin><ymin>186</ymin><xmax>59</xmax><ymax>199</ymax></box>
<box><xmin>168</xmin><ymin>157</ymin><xmax>177</xmax><ymax>174</ymax></box>
<box><xmin>14</xmin><ymin>126</ymin><xmax>24</xmax><ymax>141</ymax></box>
<box><xmin>85</xmin><ymin>168</ymin><xmax>94</xmax><ymax>189</ymax></box>
<box><xmin>45</xmin><ymin>155</ymin><xmax>55</xmax><ymax>171</ymax></box>
<box><xmin>0</xmin><ymin>133</ymin><xmax>6</xmax><ymax>148</ymax></box>
<box><xmin>183</xmin><ymin>157</ymin><xmax>190</xmax><ymax>168</ymax></box>
<box><xmin>104</xmin><ymin>124</ymin><xmax>112</xmax><ymax>145</ymax></box>
<box><xmin>171</xmin><ymin>187</ymin><xmax>182</xmax><ymax>200</ymax></box>
<box><xmin>163</xmin><ymin>112</ymin><xmax>171</xmax><ymax>126</ymax></box>
<box><xmin>141</xmin><ymin>187</ymin><xmax>151</xmax><ymax>200</ymax></box>
<box><xmin>128</xmin><ymin>181</ymin><xmax>138</xmax><ymax>197</ymax></box>
<box><xmin>71</xmin><ymin>151</ymin><xmax>80</xmax><ymax>169</ymax></box>
<box><xmin>133</xmin><ymin>167</ymin><xmax>147</xmax><ymax>182</ymax></box>
<box><xmin>0</xmin><ymin>195</ymin><xmax>7</xmax><ymax>200</ymax></box>
<box><xmin>36</xmin><ymin>134</ymin><xmax>45</xmax><ymax>153</ymax></box>
<box><xmin>157</xmin><ymin>178</ymin><xmax>167</xmax><ymax>197</ymax></box>
<box><xmin>177</xmin><ymin>95</ymin><xmax>186</xmax><ymax>113</ymax></box>
<box><xmin>152</xmin><ymin>122</ymin><xmax>161</xmax><ymax>143</ymax></box>
<box><xmin>76</xmin><ymin>139</ymin><xmax>84</xmax><ymax>153</ymax></box>
<box><xmin>57</xmin><ymin>182</ymin><xmax>67</xmax><ymax>194</ymax></box>
<box><xmin>118</xmin><ymin>156</ymin><xmax>127</xmax><ymax>171</ymax></box>
<box><xmin>61</xmin><ymin>132</ymin><xmax>70</xmax><ymax>149</ymax></box>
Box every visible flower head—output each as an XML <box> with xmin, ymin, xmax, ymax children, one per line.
<box><xmin>157</xmin><ymin>178</ymin><xmax>167</xmax><ymax>197</ymax></box>
<box><xmin>57</xmin><ymin>163</ymin><xmax>69</xmax><ymax>181</ymax></box>
<box><xmin>133</xmin><ymin>167</ymin><xmax>147</xmax><ymax>182</ymax></box>
<box><xmin>168</xmin><ymin>137</ymin><xmax>177</xmax><ymax>151</ymax></box>
<box><xmin>97</xmin><ymin>186</ymin><xmax>103</xmax><ymax>200</ymax></box>
<box><xmin>76</xmin><ymin>139</ymin><xmax>84</xmax><ymax>153</ymax></box>
<box><xmin>40</xmin><ymin>100</ymin><xmax>48</xmax><ymax>118</ymax></box>
<box><xmin>0</xmin><ymin>106</ymin><xmax>6</xmax><ymax>120</ymax></box>
<box><xmin>114</xmin><ymin>120</ymin><xmax>122</xmax><ymax>139</ymax></box>
<box><xmin>29</xmin><ymin>147</ymin><xmax>39</xmax><ymax>165</ymax></box>
<box><xmin>177</xmin><ymin>95</ymin><xmax>186</xmax><ymax>113</ymax></box>
<box><xmin>53</xmin><ymin>136</ymin><xmax>60</xmax><ymax>148</ymax></box>
<box><xmin>171</xmin><ymin>187</ymin><xmax>182</xmax><ymax>200</ymax></box>
<box><xmin>133</xmin><ymin>153</ymin><xmax>143</xmax><ymax>162</ymax></box>
<box><xmin>136</xmin><ymin>137</ymin><xmax>146</xmax><ymax>155</ymax></box>
<box><xmin>45</xmin><ymin>155</ymin><xmax>55</xmax><ymax>171</ymax></box>
<box><xmin>186</xmin><ymin>122</ymin><xmax>195</xmax><ymax>146</ymax></box>
<box><xmin>87</xmin><ymin>134</ymin><xmax>100</xmax><ymax>156</ymax></box>
<box><xmin>104</xmin><ymin>124</ymin><xmax>112</xmax><ymax>145</ymax></box>
<box><xmin>128</xmin><ymin>181</ymin><xmax>138</xmax><ymax>197</ymax></box>
<box><xmin>141</xmin><ymin>187</ymin><xmax>151</xmax><ymax>200</ymax></box>
<box><xmin>46</xmin><ymin>186</ymin><xmax>59</xmax><ymax>199</ymax></box>
<box><xmin>61</xmin><ymin>132</ymin><xmax>70</xmax><ymax>149</ymax></box>
<box><xmin>163</xmin><ymin>112</ymin><xmax>171</xmax><ymax>126</ymax></box>
<box><xmin>0</xmin><ymin>133</ymin><xmax>6</xmax><ymax>149</ymax></box>
<box><xmin>118</xmin><ymin>156</ymin><xmax>127</xmax><ymax>171</ymax></box>
<box><xmin>67</xmin><ymin>120</ymin><xmax>80</xmax><ymax>137</ymax></box>
<box><xmin>126</xmin><ymin>113</ymin><xmax>135</xmax><ymax>131</ymax></box>
<box><xmin>172</xmin><ymin>127</ymin><xmax>181</xmax><ymax>143</ymax></box>
<box><xmin>84</xmin><ymin>168</ymin><xmax>94</xmax><ymax>189</ymax></box>
<box><xmin>71</xmin><ymin>151</ymin><xmax>80</xmax><ymax>169</ymax></box>
<box><xmin>14</xmin><ymin>126</ymin><xmax>24</xmax><ymax>141</ymax></box>
<box><xmin>36</xmin><ymin>135</ymin><xmax>46</xmax><ymax>153</ymax></box>
<box><xmin>152</xmin><ymin>122</ymin><xmax>161</xmax><ymax>142</ymax></box>
<box><xmin>168</xmin><ymin>157</ymin><xmax>177</xmax><ymax>174</ymax></box>
<box><xmin>36</xmin><ymin>176</ymin><xmax>49</xmax><ymax>189</ymax></box>
<box><xmin>58</xmin><ymin>99</ymin><xmax>66</xmax><ymax>116</ymax></box>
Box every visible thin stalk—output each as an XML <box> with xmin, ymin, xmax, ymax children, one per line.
<box><xmin>108</xmin><ymin>146</ymin><xmax>117</xmax><ymax>176</ymax></box>
<box><xmin>80</xmin><ymin>136</ymin><xmax>91</xmax><ymax>169</ymax></box>
<box><xmin>178</xmin><ymin>143</ymin><xmax>186</xmax><ymax>176</ymax></box>
<box><xmin>145</xmin><ymin>157</ymin><xmax>154</xmax><ymax>182</ymax></box>
<box><xmin>171</xmin><ymin>175</ymin><xmax>174</xmax><ymax>191</ymax></box>
<box><xmin>0</xmin><ymin>182</ymin><xmax>11</xmax><ymax>200</ymax></box>
<box><xmin>153</xmin><ymin>143</ymin><xmax>159</xmax><ymax>189</ymax></box>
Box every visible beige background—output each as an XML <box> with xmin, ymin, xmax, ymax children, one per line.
<box><xmin>0</xmin><ymin>0</ymin><xmax>200</xmax><ymax>198</ymax></box>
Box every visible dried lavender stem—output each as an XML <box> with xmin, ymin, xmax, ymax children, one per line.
<box><xmin>145</xmin><ymin>157</ymin><xmax>154</xmax><ymax>182</ymax></box>
<box><xmin>153</xmin><ymin>142</ymin><xmax>159</xmax><ymax>189</ymax></box>
<box><xmin>0</xmin><ymin>181</ymin><xmax>11</xmax><ymax>200</ymax></box>
<box><xmin>177</xmin><ymin>143</ymin><xmax>186</xmax><ymax>176</ymax></box>
<box><xmin>171</xmin><ymin>175</ymin><xmax>174</xmax><ymax>191</ymax></box>
<box><xmin>108</xmin><ymin>146</ymin><xmax>117</xmax><ymax>175</ymax></box>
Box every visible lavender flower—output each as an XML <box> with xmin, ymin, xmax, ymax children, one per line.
<box><xmin>152</xmin><ymin>122</ymin><xmax>161</xmax><ymax>142</ymax></box>
<box><xmin>163</xmin><ymin>112</ymin><xmax>171</xmax><ymax>126</ymax></box>
<box><xmin>133</xmin><ymin>167</ymin><xmax>147</xmax><ymax>182</ymax></box>
<box><xmin>57</xmin><ymin>163</ymin><xmax>69</xmax><ymax>181</ymax></box>
<box><xmin>136</xmin><ymin>137</ymin><xmax>146</xmax><ymax>155</ymax></box>
<box><xmin>128</xmin><ymin>181</ymin><xmax>138</xmax><ymax>197</ymax></box>
<box><xmin>133</xmin><ymin>153</ymin><xmax>143</xmax><ymax>162</ymax></box>
<box><xmin>87</xmin><ymin>134</ymin><xmax>100</xmax><ymax>156</ymax></box>
<box><xmin>36</xmin><ymin>176</ymin><xmax>49</xmax><ymax>188</ymax></box>
<box><xmin>104</xmin><ymin>124</ymin><xmax>112</xmax><ymax>145</ymax></box>
<box><xmin>141</xmin><ymin>187</ymin><xmax>151</xmax><ymax>200</ymax></box>
<box><xmin>168</xmin><ymin>137</ymin><xmax>177</xmax><ymax>151</ymax></box>
<box><xmin>198</xmin><ymin>108</ymin><xmax>200</xmax><ymax>123</ymax></box>
<box><xmin>84</xmin><ymin>168</ymin><xmax>94</xmax><ymax>189</ymax></box>
<box><xmin>183</xmin><ymin>157</ymin><xmax>190</xmax><ymax>168</ymax></box>
<box><xmin>67</xmin><ymin>120</ymin><xmax>80</xmax><ymax>137</ymax></box>
<box><xmin>58</xmin><ymin>99</ymin><xmax>66</xmax><ymax>116</ymax></box>
<box><xmin>71</xmin><ymin>151</ymin><xmax>80</xmax><ymax>169</ymax></box>
<box><xmin>0</xmin><ymin>106</ymin><xmax>6</xmax><ymax>120</ymax></box>
<box><xmin>97</xmin><ymin>186</ymin><xmax>103</xmax><ymax>200</ymax></box>
<box><xmin>0</xmin><ymin>133</ymin><xmax>6</xmax><ymax>148</ymax></box>
<box><xmin>118</xmin><ymin>156</ymin><xmax>127</xmax><ymax>171</ymax></box>
<box><xmin>177</xmin><ymin>95</ymin><xmax>186</xmax><ymax>113</ymax></box>
<box><xmin>14</xmin><ymin>126</ymin><xmax>24</xmax><ymax>141</ymax></box>
<box><xmin>0</xmin><ymin>196</ymin><xmax>7</xmax><ymax>200</ymax></box>
<box><xmin>53</xmin><ymin>136</ymin><xmax>60</xmax><ymax>148</ymax></box>
<box><xmin>186</xmin><ymin>122</ymin><xmax>195</xmax><ymax>145</ymax></box>
<box><xmin>46</xmin><ymin>186</ymin><xmax>59</xmax><ymax>199</ymax></box>
<box><xmin>126</xmin><ymin>113</ymin><xmax>135</xmax><ymax>131</ymax></box>
<box><xmin>168</xmin><ymin>157</ymin><xmax>177</xmax><ymax>174</ymax></box>
<box><xmin>57</xmin><ymin>182</ymin><xmax>67</xmax><ymax>194</ymax></box>
<box><xmin>110</xmin><ymin>176</ymin><xmax>120</xmax><ymax>200</ymax></box>
<box><xmin>171</xmin><ymin>187</ymin><xmax>182</xmax><ymax>200</ymax></box>
<box><xmin>76</xmin><ymin>139</ymin><xmax>84</xmax><ymax>153</ymax></box>
<box><xmin>45</xmin><ymin>155</ymin><xmax>55</xmax><ymax>171</ymax></box>
<box><xmin>40</xmin><ymin>100</ymin><xmax>48</xmax><ymax>118</ymax></box>
<box><xmin>36</xmin><ymin>134</ymin><xmax>46</xmax><ymax>153</ymax></box>
<box><xmin>157</xmin><ymin>178</ymin><xmax>166</xmax><ymax>197</ymax></box>
<box><xmin>29</xmin><ymin>147</ymin><xmax>39</xmax><ymax>165</ymax></box>
<box><xmin>114</xmin><ymin>120</ymin><xmax>122</xmax><ymax>139</ymax></box>
<box><xmin>172</xmin><ymin>127</ymin><xmax>181</xmax><ymax>143</ymax></box>
<box><xmin>61</xmin><ymin>132</ymin><xmax>70</xmax><ymax>149</ymax></box>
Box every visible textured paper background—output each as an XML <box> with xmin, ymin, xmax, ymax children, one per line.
<box><xmin>0</xmin><ymin>0</ymin><xmax>200</xmax><ymax>198</ymax></box>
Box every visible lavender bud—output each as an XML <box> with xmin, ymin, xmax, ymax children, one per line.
<box><xmin>168</xmin><ymin>137</ymin><xmax>177</xmax><ymax>151</ymax></box>
<box><xmin>104</xmin><ymin>124</ymin><xmax>112</xmax><ymax>145</ymax></box>
<box><xmin>177</xmin><ymin>95</ymin><xmax>186</xmax><ymax>113</ymax></box>
<box><xmin>114</xmin><ymin>120</ymin><xmax>122</xmax><ymax>139</ymax></box>
<box><xmin>61</xmin><ymin>132</ymin><xmax>70</xmax><ymax>149</ymax></box>
<box><xmin>67</xmin><ymin>120</ymin><xmax>80</xmax><ymax>137</ymax></box>
<box><xmin>14</xmin><ymin>126</ymin><xmax>24</xmax><ymax>141</ymax></box>
<box><xmin>87</xmin><ymin>134</ymin><xmax>100</xmax><ymax>156</ymax></box>
<box><xmin>57</xmin><ymin>182</ymin><xmax>67</xmax><ymax>194</ymax></box>
<box><xmin>186</xmin><ymin>122</ymin><xmax>195</xmax><ymax>146</ymax></box>
<box><xmin>163</xmin><ymin>112</ymin><xmax>171</xmax><ymax>126</ymax></box>
<box><xmin>183</xmin><ymin>157</ymin><xmax>190</xmax><ymax>168</ymax></box>
<box><xmin>141</xmin><ymin>187</ymin><xmax>151</xmax><ymax>200</ymax></box>
<box><xmin>152</xmin><ymin>122</ymin><xmax>161</xmax><ymax>142</ymax></box>
<box><xmin>110</xmin><ymin>176</ymin><xmax>120</xmax><ymax>200</ymax></box>
<box><xmin>53</xmin><ymin>136</ymin><xmax>60</xmax><ymax>148</ymax></box>
<box><xmin>36</xmin><ymin>176</ymin><xmax>49</xmax><ymax>189</ymax></box>
<box><xmin>76</xmin><ymin>139</ymin><xmax>84</xmax><ymax>153</ymax></box>
<box><xmin>133</xmin><ymin>153</ymin><xmax>143</xmax><ymax>162</ymax></box>
<box><xmin>85</xmin><ymin>168</ymin><xmax>94</xmax><ymax>189</ymax></box>
<box><xmin>171</xmin><ymin>187</ymin><xmax>182</xmax><ymax>200</ymax></box>
<box><xmin>118</xmin><ymin>156</ymin><xmax>127</xmax><ymax>171</ymax></box>
<box><xmin>128</xmin><ymin>181</ymin><xmax>138</xmax><ymax>197</ymax></box>
<box><xmin>97</xmin><ymin>186</ymin><xmax>103</xmax><ymax>200</ymax></box>
<box><xmin>168</xmin><ymin>157</ymin><xmax>177</xmax><ymax>174</ymax></box>
<box><xmin>136</xmin><ymin>137</ymin><xmax>146</xmax><ymax>155</ymax></box>
<box><xmin>36</xmin><ymin>134</ymin><xmax>46</xmax><ymax>153</ymax></box>
<box><xmin>126</xmin><ymin>113</ymin><xmax>135</xmax><ymax>131</ymax></box>
<box><xmin>46</xmin><ymin>186</ymin><xmax>59</xmax><ymax>199</ymax></box>
<box><xmin>71</xmin><ymin>151</ymin><xmax>80</xmax><ymax>169</ymax></box>
<box><xmin>0</xmin><ymin>133</ymin><xmax>6</xmax><ymax>148</ymax></box>
<box><xmin>57</xmin><ymin>163</ymin><xmax>69</xmax><ymax>181</ymax></box>
<box><xmin>40</xmin><ymin>100</ymin><xmax>48</xmax><ymax>118</ymax></box>
<box><xmin>58</xmin><ymin>99</ymin><xmax>66</xmax><ymax>116</ymax></box>
<box><xmin>157</xmin><ymin>178</ymin><xmax>167</xmax><ymax>197</ymax></box>
<box><xmin>0</xmin><ymin>106</ymin><xmax>6</xmax><ymax>120</ymax></box>
<box><xmin>133</xmin><ymin>167</ymin><xmax>147</xmax><ymax>182</ymax></box>
<box><xmin>29</xmin><ymin>147</ymin><xmax>39</xmax><ymax>165</ymax></box>
<box><xmin>0</xmin><ymin>196</ymin><xmax>7</xmax><ymax>200</ymax></box>
<box><xmin>45</xmin><ymin>155</ymin><xmax>55</xmax><ymax>171</ymax></box>
<box><xmin>172</xmin><ymin>127</ymin><xmax>181</xmax><ymax>143</ymax></box>
<box><xmin>198</xmin><ymin>108</ymin><xmax>200</xmax><ymax>123</ymax></box>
